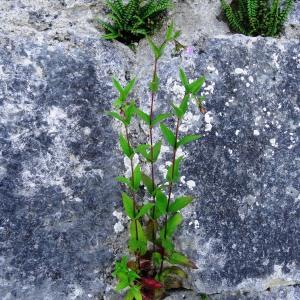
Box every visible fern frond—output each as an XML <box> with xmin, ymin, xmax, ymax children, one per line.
<box><xmin>277</xmin><ymin>0</ymin><xmax>294</xmax><ymax>29</ymax></box>
<box><xmin>247</xmin><ymin>0</ymin><xmax>258</xmax><ymax>31</ymax></box>
<box><xmin>124</xmin><ymin>0</ymin><xmax>139</xmax><ymax>25</ymax></box>
<box><xmin>221</xmin><ymin>0</ymin><xmax>246</xmax><ymax>34</ymax></box>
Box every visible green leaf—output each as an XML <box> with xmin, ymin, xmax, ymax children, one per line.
<box><xmin>171</xmin><ymin>103</ymin><xmax>184</xmax><ymax>119</ymax></box>
<box><xmin>179</xmin><ymin>68</ymin><xmax>189</xmax><ymax>89</ymax></box>
<box><xmin>125</xmin><ymin>287</ymin><xmax>142</xmax><ymax>300</ymax></box>
<box><xmin>147</xmin><ymin>37</ymin><xmax>161</xmax><ymax>59</ymax></box>
<box><xmin>178</xmin><ymin>134</ymin><xmax>202</xmax><ymax>147</ymax></box>
<box><xmin>173</xmin><ymin>30</ymin><xmax>181</xmax><ymax>40</ymax></box>
<box><xmin>124</xmin><ymin>101</ymin><xmax>136</xmax><ymax>125</ymax></box>
<box><xmin>188</xmin><ymin>76</ymin><xmax>205</xmax><ymax>95</ymax></box>
<box><xmin>136</xmin><ymin>203</ymin><xmax>154</xmax><ymax>219</ymax></box>
<box><xmin>159</xmin><ymin>266</ymin><xmax>187</xmax><ymax>289</ymax></box>
<box><xmin>112</xmin><ymin>77</ymin><xmax>124</xmax><ymax>95</ymax></box>
<box><xmin>179</xmin><ymin>94</ymin><xmax>190</xmax><ymax>116</ymax></box>
<box><xmin>106</xmin><ymin>111</ymin><xmax>125</xmax><ymax>123</ymax></box>
<box><xmin>133</xmin><ymin>164</ymin><xmax>141</xmax><ymax>191</ymax></box>
<box><xmin>130</xmin><ymin>220</ymin><xmax>147</xmax><ymax>251</ymax></box>
<box><xmin>169</xmin><ymin>196</ymin><xmax>193</xmax><ymax>213</ymax></box>
<box><xmin>102</xmin><ymin>33</ymin><xmax>120</xmax><ymax>40</ymax></box>
<box><xmin>141</xmin><ymin>173</ymin><xmax>155</xmax><ymax>195</ymax></box>
<box><xmin>123</xmin><ymin>78</ymin><xmax>136</xmax><ymax>99</ymax></box>
<box><xmin>135</xmin><ymin>144</ymin><xmax>151</xmax><ymax>161</ymax></box>
<box><xmin>152</xmin><ymin>141</ymin><xmax>162</xmax><ymax>162</ymax></box>
<box><xmin>169</xmin><ymin>252</ymin><xmax>197</xmax><ymax>269</ymax></box>
<box><xmin>160</xmin><ymin>123</ymin><xmax>176</xmax><ymax>147</ymax></box>
<box><xmin>165</xmin><ymin>23</ymin><xmax>174</xmax><ymax>41</ymax></box>
<box><xmin>167</xmin><ymin>156</ymin><xmax>183</xmax><ymax>182</ymax></box>
<box><xmin>152</xmin><ymin>252</ymin><xmax>162</xmax><ymax>267</ymax></box>
<box><xmin>116</xmin><ymin>278</ymin><xmax>129</xmax><ymax>291</ymax></box>
<box><xmin>161</xmin><ymin>213</ymin><xmax>183</xmax><ymax>238</ymax></box>
<box><xmin>155</xmin><ymin>189</ymin><xmax>168</xmax><ymax>219</ymax></box>
<box><xmin>149</xmin><ymin>74</ymin><xmax>160</xmax><ymax>93</ymax></box>
<box><xmin>152</xmin><ymin>113</ymin><xmax>171</xmax><ymax>126</ymax></box>
<box><xmin>119</xmin><ymin>134</ymin><xmax>134</xmax><ymax>158</ymax></box>
<box><xmin>122</xmin><ymin>192</ymin><xmax>135</xmax><ymax>219</ymax></box>
<box><xmin>135</xmin><ymin>108</ymin><xmax>151</xmax><ymax>125</ymax></box>
<box><xmin>115</xmin><ymin>176</ymin><xmax>131</xmax><ymax>187</ymax></box>
<box><xmin>161</xmin><ymin>238</ymin><xmax>174</xmax><ymax>252</ymax></box>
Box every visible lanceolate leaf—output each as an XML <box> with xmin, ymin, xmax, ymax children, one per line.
<box><xmin>119</xmin><ymin>134</ymin><xmax>134</xmax><ymax>158</ymax></box>
<box><xmin>167</xmin><ymin>156</ymin><xmax>183</xmax><ymax>182</ymax></box>
<box><xmin>168</xmin><ymin>196</ymin><xmax>193</xmax><ymax>213</ymax></box>
<box><xmin>147</xmin><ymin>37</ymin><xmax>161</xmax><ymax>59</ymax></box>
<box><xmin>179</xmin><ymin>94</ymin><xmax>190</xmax><ymax>116</ymax></box>
<box><xmin>179</xmin><ymin>68</ymin><xmax>189</xmax><ymax>89</ymax></box>
<box><xmin>135</xmin><ymin>144</ymin><xmax>151</xmax><ymax>161</ymax></box>
<box><xmin>122</xmin><ymin>192</ymin><xmax>135</xmax><ymax>219</ymax></box>
<box><xmin>161</xmin><ymin>213</ymin><xmax>183</xmax><ymax>238</ymax></box>
<box><xmin>188</xmin><ymin>76</ymin><xmax>205</xmax><ymax>95</ymax></box>
<box><xmin>130</xmin><ymin>220</ymin><xmax>147</xmax><ymax>243</ymax></box>
<box><xmin>152</xmin><ymin>140</ymin><xmax>162</xmax><ymax>162</ymax></box>
<box><xmin>171</xmin><ymin>103</ymin><xmax>184</xmax><ymax>119</ymax></box>
<box><xmin>107</xmin><ymin>111</ymin><xmax>125</xmax><ymax>123</ymax></box>
<box><xmin>133</xmin><ymin>164</ymin><xmax>141</xmax><ymax>191</ymax></box>
<box><xmin>169</xmin><ymin>252</ymin><xmax>197</xmax><ymax>269</ymax></box>
<box><xmin>141</xmin><ymin>172</ymin><xmax>155</xmax><ymax>195</ymax></box>
<box><xmin>160</xmin><ymin>123</ymin><xmax>176</xmax><ymax>147</ymax></box>
<box><xmin>136</xmin><ymin>203</ymin><xmax>154</xmax><ymax>219</ymax></box>
<box><xmin>178</xmin><ymin>134</ymin><xmax>202</xmax><ymax>147</ymax></box>
<box><xmin>136</xmin><ymin>108</ymin><xmax>151</xmax><ymax>125</ymax></box>
<box><xmin>155</xmin><ymin>189</ymin><xmax>168</xmax><ymax>219</ymax></box>
<box><xmin>115</xmin><ymin>176</ymin><xmax>131</xmax><ymax>188</ymax></box>
<box><xmin>152</xmin><ymin>113</ymin><xmax>172</xmax><ymax>126</ymax></box>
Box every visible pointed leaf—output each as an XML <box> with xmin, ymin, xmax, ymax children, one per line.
<box><xmin>141</xmin><ymin>173</ymin><xmax>155</xmax><ymax>195</ymax></box>
<box><xmin>161</xmin><ymin>213</ymin><xmax>183</xmax><ymax>238</ymax></box>
<box><xmin>152</xmin><ymin>252</ymin><xmax>162</xmax><ymax>268</ymax></box>
<box><xmin>167</xmin><ymin>156</ymin><xmax>183</xmax><ymax>182</ymax></box>
<box><xmin>122</xmin><ymin>192</ymin><xmax>134</xmax><ymax>219</ymax></box>
<box><xmin>136</xmin><ymin>108</ymin><xmax>151</xmax><ymax>125</ymax></box>
<box><xmin>112</xmin><ymin>77</ymin><xmax>124</xmax><ymax>95</ymax></box>
<box><xmin>115</xmin><ymin>176</ymin><xmax>131</xmax><ymax>188</ymax></box>
<box><xmin>133</xmin><ymin>164</ymin><xmax>141</xmax><ymax>191</ymax></box>
<box><xmin>188</xmin><ymin>76</ymin><xmax>205</xmax><ymax>95</ymax></box>
<box><xmin>119</xmin><ymin>134</ymin><xmax>134</xmax><ymax>158</ymax></box>
<box><xmin>152</xmin><ymin>113</ymin><xmax>172</xmax><ymax>126</ymax></box>
<box><xmin>179</xmin><ymin>94</ymin><xmax>190</xmax><ymax>116</ymax></box>
<box><xmin>152</xmin><ymin>141</ymin><xmax>162</xmax><ymax>162</ymax></box>
<box><xmin>149</xmin><ymin>74</ymin><xmax>160</xmax><ymax>93</ymax></box>
<box><xmin>136</xmin><ymin>203</ymin><xmax>154</xmax><ymax>219</ymax></box>
<box><xmin>169</xmin><ymin>252</ymin><xmax>197</xmax><ymax>269</ymax></box>
<box><xmin>106</xmin><ymin>111</ymin><xmax>124</xmax><ymax>123</ymax></box>
<box><xmin>168</xmin><ymin>196</ymin><xmax>193</xmax><ymax>213</ymax></box>
<box><xmin>147</xmin><ymin>37</ymin><xmax>161</xmax><ymax>59</ymax></box>
<box><xmin>155</xmin><ymin>190</ymin><xmax>168</xmax><ymax>219</ymax></box>
<box><xmin>178</xmin><ymin>134</ymin><xmax>202</xmax><ymax>147</ymax></box>
<box><xmin>179</xmin><ymin>68</ymin><xmax>189</xmax><ymax>89</ymax></box>
<box><xmin>160</xmin><ymin>123</ymin><xmax>176</xmax><ymax>147</ymax></box>
<box><xmin>171</xmin><ymin>103</ymin><xmax>184</xmax><ymax>119</ymax></box>
<box><xmin>123</xmin><ymin>78</ymin><xmax>136</xmax><ymax>98</ymax></box>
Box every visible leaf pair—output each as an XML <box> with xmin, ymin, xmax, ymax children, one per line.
<box><xmin>113</xmin><ymin>78</ymin><xmax>136</xmax><ymax>108</ymax></box>
<box><xmin>136</xmin><ymin>141</ymin><xmax>162</xmax><ymax>163</ymax></box>
<box><xmin>179</xmin><ymin>68</ymin><xmax>205</xmax><ymax>96</ymax></box>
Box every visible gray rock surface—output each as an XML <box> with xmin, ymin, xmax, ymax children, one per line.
<box><xmin>0</xmin><ymin>0</ymin><xmax>299</xmax><ymax>299</ymax></box>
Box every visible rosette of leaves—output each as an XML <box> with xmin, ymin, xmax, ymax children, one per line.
<box><xmin>220</xmin><ymin>0</ymin><xmax>294</xmax><ymax>36</ymax></box>
<box><xmin>99</xmin><ymin>0</ymin><xmax>172</xmax><ymax>45</ymax></box>
<box><xmin>107</xmin><ymin>24</ymin><xmax>206</xmax><ymax>300</ymax></box>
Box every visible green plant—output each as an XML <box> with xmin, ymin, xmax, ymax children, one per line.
<box><xmin>221</xmin><ymin>0</ymin><xmax>294</xmax><ymax>36</ymax></box>
<box><xmin>108</xmin><ymin>24</ymin><xmax>206</xmax><ymax>300</ymax></box>
<box><xmin>100</xmin><ymin>0</ymin><xmax>172</xmax><ymax>45</ymax></box>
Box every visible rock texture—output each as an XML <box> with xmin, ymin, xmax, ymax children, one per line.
<box><xmin>0</xmin><ymin>0</ymin><xmax>299</xmax><ymax>299</ymax></box>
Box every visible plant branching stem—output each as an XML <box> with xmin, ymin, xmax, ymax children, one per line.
<box><xmin>124</xmin><ymin>123</ymin><xmax>141</xmax><ymax>269</ymax></box>
<box><xmin>159</xmin><ymin>117</ymin><xmax>180</xmax><ymax>275</ymax></box>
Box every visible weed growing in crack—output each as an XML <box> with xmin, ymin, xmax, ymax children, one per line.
<box><xmin>221</xmin><ymin>0</ymin><xmax>294</xmax><ymax>37</ymax></box>
<box><xmin>108</xmin><ymin>24</ymin><xmax>206</xmax><ymax>299</ymax></box>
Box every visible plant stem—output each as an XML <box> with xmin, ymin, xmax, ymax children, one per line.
<box><xmin>159</xmin><ymin>117</ymin><xmax>180</xmax><ymax>275</ymax></box>
<box><xmin>124</xmin><ymin>121</ymin><xmax>141</xmax><ymax>269</ymax></box>
<box><xmin>149</xmin><ymin>58</ymin><xmax>158</xmax><ymax>252</ymax></box>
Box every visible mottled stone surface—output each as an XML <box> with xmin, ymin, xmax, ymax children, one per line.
<box><xmin>0</xmin><ymin>0</ymin><xmax>299</xmax><ymax>299</ymax></box>
<box><xmin>0</xmin><ymin>35</ymin><xmax>133</xmax><ymax>299</ymax></box>
<box><xmin>135</xmin><ymin>35</ymin><xmax>300</xmax><ymax>296</ymax></box>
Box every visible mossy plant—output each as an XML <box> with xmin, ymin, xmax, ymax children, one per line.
<box><xmin>108</xmin><ymin>24</ymin><xmax>206</xmax><ymax>300</ymax></box>
<box><xmin>221</xmin><ymin>0</ymin><xmax>294</xmax><ymax>36</ymax></box>
<box><xmin>100</xmin><ymin>0</ymin><xmax>172</xmax><ymax>45</ymax></box>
